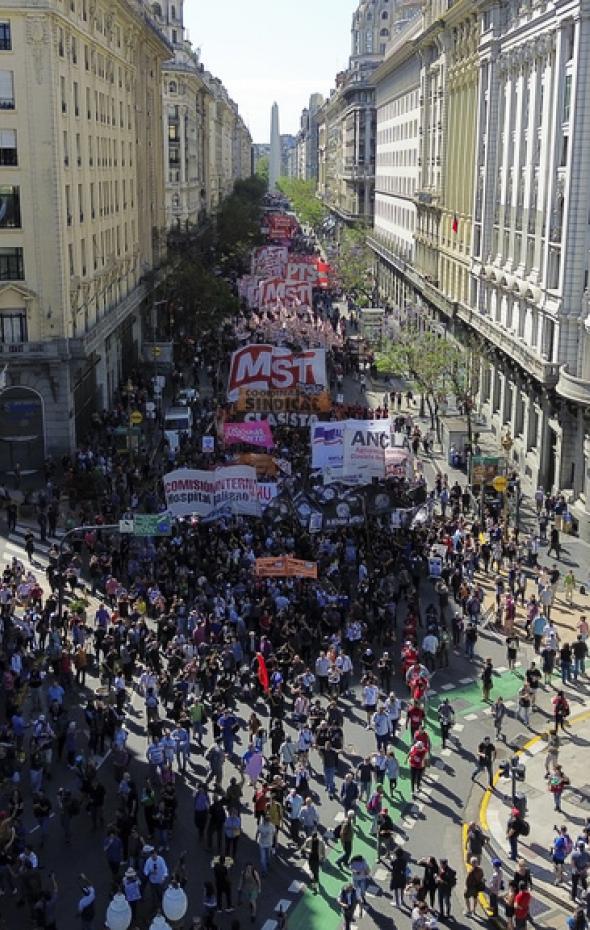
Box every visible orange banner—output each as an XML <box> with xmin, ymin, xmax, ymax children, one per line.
<box><xmin>255</xmin><ymin>556</ymin><xmax>318</xmax><ymax>579</ymax></box>
<box><xmin>235</xmin><ymin>389</ymin><xmax>332</xmax><ymax>414</ymax></box>
<box><xmin>235</xmin><ymin>453</ymin><xmax>279</xmax><ymax>477</ymax></box>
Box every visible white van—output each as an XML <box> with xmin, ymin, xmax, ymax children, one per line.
<box><xmin>164</xmin><ymin>405</ymin><xmax>193</xmax><ymax>452</ymax></box>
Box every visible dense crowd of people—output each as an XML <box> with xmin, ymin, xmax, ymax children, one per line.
<box><xmin>0</xmin><ymin>221</ymin><xmax>588</xmax><ymax>930</ymax></box>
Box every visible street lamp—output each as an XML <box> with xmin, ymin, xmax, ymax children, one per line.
<box><xmin>105</xmin><ymin>893</ymin><xmax>132</xmax><ymax>930</ymax></box>
<box><xmin>150</xmin><ymin>914</ymin><xmax>172</xmax><ymax>930</ymax></box>
<box><xmin>162</xmin><ymin>883</ymin><xmax>188</xmax><ymax>925</ymax></box>
<box><xmin>501</xmin><ymin>429</ymin><xmax>514</xmax><ymax>539</ymax></box>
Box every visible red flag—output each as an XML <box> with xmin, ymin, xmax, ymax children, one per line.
<box><xmin>256</xmin><ymin>652</ymin><xmax>270</xmax><ymax>693</ymax></box>
<box><xmin>452</xmin><ymin>214</ymin><xmax>458</xmax><ymax>234</ymax></box>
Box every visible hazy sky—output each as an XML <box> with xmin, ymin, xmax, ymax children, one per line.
<box><xmin>184</xmin><ymin>0</ymin><xmax>359</xmax><ymax>142</ymax></box>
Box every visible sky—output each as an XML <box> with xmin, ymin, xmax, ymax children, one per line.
<box><xmin>183</xmin><ymin>0</ymin><xmax>360</xmax><ymax>142</ymax></box>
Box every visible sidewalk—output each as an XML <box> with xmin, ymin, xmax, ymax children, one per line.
<box><xmin>482</xmin><ymin>708</ymin><xmax>590</xmax><ymax>917</ymax></box>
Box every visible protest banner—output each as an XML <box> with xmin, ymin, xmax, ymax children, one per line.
<box><xmin>342</xmin><ymin>418</ymin><xmax>393</xmax><ymax>480</ymax></box>
<box><xmin>235</xmin><ymin>453</ymin><xmax>280</xmax><ymax>478</ymax></box>
<box><xmin>227</xmin><ymin>345</ymin><xmax>327</xmax><ymax>401</ymax></box>
<box><xmin>163</xmin><ymin>465</ymin><xmax>260</xmax><ymax>518</ymax></box>
<box><xmin>310</xmin><ymin>423</ymin><xmax>344</xmax><ymax>470</ymax></box>
<box><xmin>223</xmin><ymin>420</ymin><xmax>274</xmax><ymax>448</ymax></box>
<box><xmin>255</xmin><ymin>556</ymin><xmax>318</xmax><ymax>579</ymax></box>
<box><xmin>235</xmin><ymin>388</ymin><xmax>331</xmax><ymax>415</ymax></box>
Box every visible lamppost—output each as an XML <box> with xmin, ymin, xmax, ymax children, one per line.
<box><xmin>501</xmin><ymin>429</ymin><xmax>514</xmax><ymax>539</ymax></box>
<box><xmin>162</xmin><ymin>882</ymin><xmax>188</xmax><ymax>928</ymax></box>
<box><xmin>149</xmin><ymin>914</ymin><xmax>172</xmax><ymax>930</ymax></box>
<box><xmin>105</xmin><ymin>892</ymin><xmax>132</xmax><ymax>930</ymax></box>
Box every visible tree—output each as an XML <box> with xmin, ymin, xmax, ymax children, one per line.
<box><xmin>376</xmin><ymin>331</ymin><xmax>452</xmax><ymax>434</ymax></box>
<box><xmin>255</xmin><ymin>156</ymin><xmax>269</xmax><ymax>186</ymax></box>
<box><xmin>157</xmin><ymin>256</ymin><xmax>239</xmax><ymax>339</ymax></box>
<box><xmin>376</xmin><ymin>329</ymin><xmax>485</xmax><ymax>443</ymax></box>
<box><xmin>276</xmin><ymin>177</ymin><xmax>328</xmax><ymax>230</ymax></box>
<box><xmin>330</xmin><ymin>227</ymin><xmax>375</xmax><ymax>306</ymax></box>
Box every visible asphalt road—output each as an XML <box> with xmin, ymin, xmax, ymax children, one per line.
<box><xmin>2</xmin><ymin>521</ymin><xmax>586</xmax><ymax>930</ymax></box>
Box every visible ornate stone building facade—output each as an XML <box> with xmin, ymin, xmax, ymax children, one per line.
<box><xmin>0</xmin><ymin>0</ymin><xmax>170</xmax><ymax>465</ymax></box>
<box><xmin>371</xmin><ymin>0</ymin><xmax>590</xmax><ymax>536</ymax></box>
<box><xmin>316</xmin><ymin>0</ymin><xmax>421</xmax><ymax>227</ymax></box>
<box><xmin>153</xmin><ymin>0</ymin><xmax>251</xmax><ymax>227</ymax></box>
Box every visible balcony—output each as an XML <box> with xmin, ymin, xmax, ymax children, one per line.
<box><xmin>556</xmin><ymin>365</ymin><xmax>590</xmax><ymax>406</ymax></box>
<box><xmin>456</xmin><ymin>302</ymin><xmax>560</xmax><ymax>387</ymax></box>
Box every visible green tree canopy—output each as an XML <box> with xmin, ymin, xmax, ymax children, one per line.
<box><xmin>276</xmin><ymin>177</ymin><xmax>328</xmax><ymax>230</ymax></box>
<box><xmin>330</xmin><ymin>227</ymin><xmax>374</xmax><ymax>306</ymax></box>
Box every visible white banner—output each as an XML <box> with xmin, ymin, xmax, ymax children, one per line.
<box><xmin>257</xmin><ymin>482</ymin><xmax>278</xmax><ymax>509</ymax></box>
<box><xmin>310</xmin><ymin>423</ymin><xmax>344</xmax><ymax>470</ymax></box>
<box><xmin>227</xmin><ymin>345</ymin><xmax>327</xmax><ymax>402</ymax></box>
<box><xmin>342</xmin><ymin>418</ymin><xmax>393</xmax><ymax>480</ymax></box>
<box><xmin>163</xmin><ymin>465</ymin><xmax>260</xmax><ymax>518</ymax></box>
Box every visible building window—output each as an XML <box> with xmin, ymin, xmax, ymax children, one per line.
<box><xmin>0</xmin><ymin>311</ymin><xmax>26</xmax><ymax>343</ymax></box>
<box><xmin>0</xmin><ymin>129</ymin><xmax>16</xmax><ymax>165</ymax></box>
<box><xmin>0</xmin><ymin>185</ymin><xmax>20</xmax><ymax>226</ymax></box>
<box><xmin>563</xmin><ymin>74</ymin><xmax>572</xmax><ymax>123</ymax></box>
<box><xmin>169</xmin><ymin>81</ymin><xmax>177</xmax><ymax>93</ymax></box>
<box><xmin>0</xmin><ymin>70</ymin><xmax>14</xmax><ymax>109</ymax></box>
<box><xmin>0</xmin><ymin>22</ymin><xmax>11</xmax><ymax>51</ymax></box>
<box><xmin>0</xmin><ymin>246</ymin><xmax>23</xmax><ymax>279</ymax></box>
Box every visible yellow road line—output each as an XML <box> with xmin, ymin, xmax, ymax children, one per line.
<box><xmin>464</xmin><ymin>705</ymin><xmax>590</xmax><ymax>918</ymax></box>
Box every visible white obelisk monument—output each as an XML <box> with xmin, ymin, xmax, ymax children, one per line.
<box><xmin>269</xmin><ymin>101</ymin><xmax>281</xmax><ymax>192</ymax></box>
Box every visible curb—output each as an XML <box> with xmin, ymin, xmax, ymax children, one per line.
<box><xmin>472</xmin><ymin>708</ymin><xmax>590</xmax><ymax>913</ymax></box>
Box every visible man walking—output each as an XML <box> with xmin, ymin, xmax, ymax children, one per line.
<box><xmin>472</xmin><ymin>736</ymin><xmax>496</xmax><ymax>788</ymax></box>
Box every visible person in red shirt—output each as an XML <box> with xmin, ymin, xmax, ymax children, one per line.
<box><xmin>514</xmin><ymin>881</ymin><xmax>531</xmax><ymax>929</ymax></box>
<box><xmin>407</xmin><ymin>740</ymin><xmax>427</xmax><ymax>796</ymax></box>
<box><xmin>406</xmin><ymin>701</ymin><xmax>425</xmax><ymax>737</ymax></box>
<box><xmin>413</xmin><ymin>727</ymin><xmax>431</xmax><ymax>755</ymax></box>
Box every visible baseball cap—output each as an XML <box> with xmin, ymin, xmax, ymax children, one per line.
<box><xmin>492</xmin><ymin>858</ymin><xmax>502</xmax><ymax>867</ymax></box>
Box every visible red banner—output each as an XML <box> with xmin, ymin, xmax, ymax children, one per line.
<box><xmin>267</xmin><ymin>213</ymin><xmax>298</xmax><ymax>240</ymax></box>
<box><xmin>227</xmin><ymin>345</ymin><xmax>327</xmax><ymax>401</ymax></box>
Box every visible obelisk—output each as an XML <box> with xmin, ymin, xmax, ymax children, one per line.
<box><xmin>269</xmin><ymin>102</ymin><xmax>281</xmax><ymax>192</ymax></box>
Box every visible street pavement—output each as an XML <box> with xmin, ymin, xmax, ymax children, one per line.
<box><xmin>1</xmin><ymin>356</ymin><xmax>589</xmax><ymax>930</ymax></box>
<box><xmin>483</xmin><ymin>708</ymin><xmax>590</xmax><ymax>924</ymax></box>
<box><xmin>1</xmin><ymin>520</ymin><xmax>587</xmax><ymax>930</ymax></box>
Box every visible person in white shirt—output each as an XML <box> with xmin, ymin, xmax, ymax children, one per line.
<box><xmin>363</xmin><ymin>682</ymin><xmax>380</xmax><ymax>728</ymax></box>
<box><xmin>385</xmin><ymin>692</ymin><xmax>402</xmax><ymax>736</ymax></box>
<box><xmin>421</xmin><ymin>631</ymin><xmax>439</xmax><ymax>672</ymax></box>
<box><xmin>143</xmin><ymin>849</ymin><xmax>168</xmax><ymax>905</ymax></box>
<box><xmin>371</xmin><ymin>707</ymin><xmax>391</xmax><ymax>751</ymax></box>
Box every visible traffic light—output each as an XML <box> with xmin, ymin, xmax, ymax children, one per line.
<box><xmin>499</xmin><ymin>761</ymin><xmax>511</xmax><ymax>778</ymax></box>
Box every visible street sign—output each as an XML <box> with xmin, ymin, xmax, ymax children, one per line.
<box><xmin>133</xmin><ymin>514</ymin><xmax>172</xmax><ymax>536</ymax></box>
<box><xmin>202</xmin><ymin>435</ymin><xmax>215</xmax><ymax>452</ymax></box>
<box><xmin>129</xmin><ymin>410</ymin><xmax>143</xmax><ymax>426</ymax></box>
<box><xmin>119</xmin><ymin>518</ymin><xmax>134</xmax><ymax>534</ymax></box>
<box><xmin>492</xmin><ymin>475</ymin><xmax>508</xmax><ymax>493</ymax></box>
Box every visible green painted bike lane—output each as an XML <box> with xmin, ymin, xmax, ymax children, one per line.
<box><xmin>287</xmin><ymin>671</ymin><xmax>525</xmax><ymax>930</ymax></box>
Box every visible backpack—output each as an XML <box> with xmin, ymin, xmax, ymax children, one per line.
<box><xmin>518</xmin><ymin>820</ymin><xmax>530</xmax><ymax>837</ymax></box>
<box><xmin>367</xmin><ymin>793</ymin><xmax>381</xmax><ymax>814</ymax></box>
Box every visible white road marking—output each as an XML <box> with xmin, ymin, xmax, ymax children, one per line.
<box><xmin>441</xmin><ymin>683</ymin><xmax>454</xmax><ymax>691</ymax></box>
<box><xmin>526</xmin><ymin>742</ymin><xmax>545</xmax><ymax>757</ymax></box>
<box><xmin>334</xmin><ymin>811</ymin><xmax>345</xmax><ymax>823</ymax></box>
<box><xmin>460</xmin><ymin>677</ymin><xmax>474</xmax><ymax>684</ymax></box>
<box><xmin>375</xmin><ymin>868</ymin><xmax>389</xmax><ymax>881</ymax></box>
<box><xmin>260</xmin><ymin>922</ymin><xmax>277</xmax><ymax>930</ymax></box>
<box><xmin>452</xmin><ymin>724</ymin><xmax>465</xmax><ymax>732</ymax></box>
<box><xmin>464</xmin><ymin>714</ymin><xmax>479</xmax><ymax>721</ymax></box>
<box><xmin>440</xmin><ymin>748</ymin><xmax>451</xmax><ymax>757</ymax></box>
<box><xmin>495</xmin><ymin>667</ymin><xmax>508</xmax><ymax>673</ymax></box>
<box><xmin>275</xmin><ymin>900</ymin><xmax>293</xmax><ymax>912</ymax></box>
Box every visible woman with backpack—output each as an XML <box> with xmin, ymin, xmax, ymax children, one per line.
<box><xmin>553</xmin><ymin>690</ymin><xmax>570</xmax><ymax>734</ymax></box>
